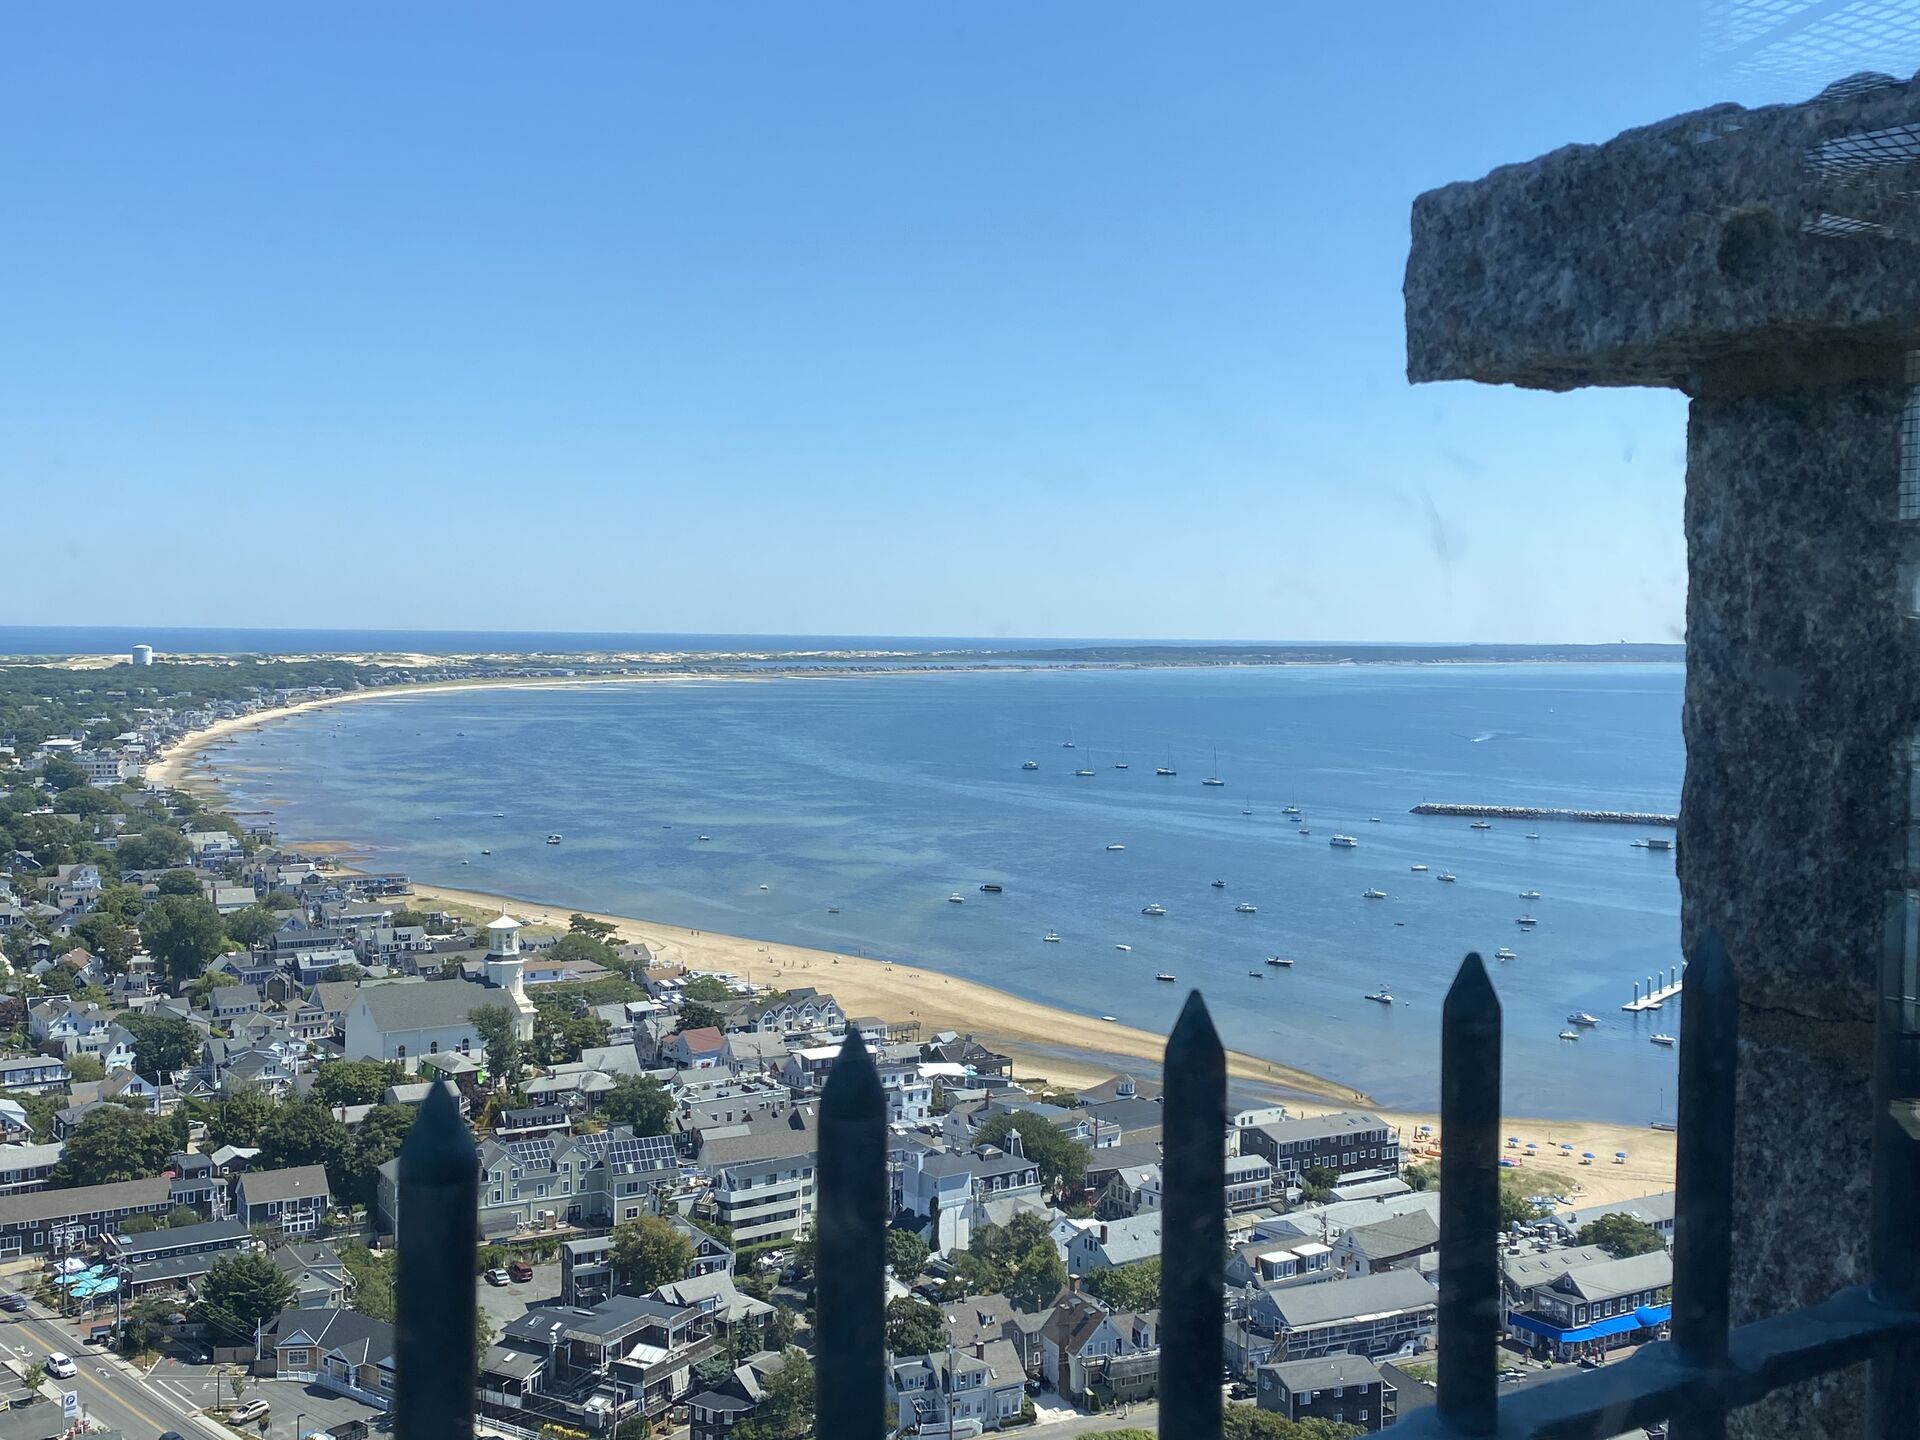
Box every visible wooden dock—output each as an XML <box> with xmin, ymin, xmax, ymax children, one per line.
<box><xmin>1411</xmin><ymin>802</ymin><xmax>1678</xmax><ymax>827</ymax></box>
<box><xmin>1623</xmin><ymin>965</ymin><xmax>1685</xmax><ymax>1012</ymax></box>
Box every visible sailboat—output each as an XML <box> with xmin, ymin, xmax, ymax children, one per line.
<box><xmin>1062</xmin><ymin>727</ymin><xmax>1076</xmax><ymax>749</ymax></box>
<box><xmin>1073</xmin><ymin>749</ymin><xmax>1095</xmax><ymax>778</ymax></box>
<box><xmin>1202</xmin><ymin>747</ymin><xmax>1225</xmax><ymax>786</ymax></box>
<box><xmin>1156</xmin><ymin>747</ymin><xmax>1177</xmax><ymax>777</ymax></box>
<box><xmin>1113</xmin><ymin>751</ymin><xmax>1129</xmax><ymax>770</ymax></box>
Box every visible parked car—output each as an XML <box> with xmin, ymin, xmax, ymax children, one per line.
<box><xmin>484</xmin><ymin>1269</ymin><xmax>510</xmax><ymax>1287</ymax></box>
<box><xmin>228</xmin><ymin>1401</ymin><xmax>271</xmax><ymax>1424</ymax></box>
<box><xmin>507</xmin><ymin>1260</ymin><xmax>534</xmax><ymax>1283</ymax></box>
<box><xmin>0</xmin><ymin>1293</ymin><xmax>24</xmax><ymax>1313</ymax></box>
<box><xmin>160</xmin><ymin>1431</ymin><xmax>187</xmax><ymax>1440</ymax></box>
<box><xmin>44</xmin><ymin>1354</ymin><xmax>75</xmax><ymax>1380</ymax></box>
<box><xmin>84</xmin><ymin>1323</ymin><xmax>115</xmax><ymax>1347</ymax></box>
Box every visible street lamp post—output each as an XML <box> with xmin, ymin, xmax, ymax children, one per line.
<box><xmin>295</xmin><ymin>1410</ymin><xmax>305</xmax><ymax>1440</ymax></box>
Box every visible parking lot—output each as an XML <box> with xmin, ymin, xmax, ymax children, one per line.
<box><xmin>476</xmin><ymin>1260</ymin><xmax>561</xmax><ymax>1336</ymax></box>
<box><xmin>145</xmin><ymin>1361</ymin><xmax>387</xmax><ymax>1438</ymax></box>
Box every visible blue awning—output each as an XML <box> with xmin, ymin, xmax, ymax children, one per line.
<box><xmin>1508</xmin><ymin>1303</ymin><xmax>1670</xmax><ymax>1345</ymax></box>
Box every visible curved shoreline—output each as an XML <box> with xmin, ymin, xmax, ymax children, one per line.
<box><xmin>171</xmin><ymin>674</ymin><xmax>1680</xmax><ymax>1206</ymax></box>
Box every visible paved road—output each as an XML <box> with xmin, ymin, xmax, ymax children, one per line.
<box><xmin>1028</xmin><ymin>1400</ymin><xmax>1160</xmax><ymax>1436</ymax></box>
<box><xmin>0</xmin><ymin>1305</ymin><xmax>207</xmax><ymax>1439</ymax></box>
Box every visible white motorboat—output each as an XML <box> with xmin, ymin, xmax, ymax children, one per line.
<box><xmin>1363</xmin><ymin>888</ymin><xmax>1387</xmax><ymax>900</ymax></box>
<box><xmin>1249</xmin><ymin>970</ymin><xmax>1263</xmax><ymax>977</ymax></box>
<box><xmin>1210</xmin><ymin>879</ymin><xmax>1226</xmax><ymax>888</ymax></box>
<box><xmin>546</xmin><ymin>833</ymin><xmax>563</xmax><ymax>845</ymax></box>
<box><xmin>1043</xmin><ymin>931</ymin><xmax>1061</xmax><ymax>943</ymax></box>
<box><xmin>1021</xmin><ymin>760</ymin><xmax>1039</xmax><ymax>770</ymax></box>
<box><xmin>1516</xmin><ymin>915</ymin><xmax>1539</xmax><ymax>927</ymax></box>
<box><xmin>1525</xmin><ymin>832</ymin><xmax>1540</xmax><ymax>839</ymax></box>
<box><xmin>948</xmin><ymin>893</ymin><xmax>965</xmax><ymax>903</ymax></box>
<box><xmin>1411</xmin><ymin>863</ymin><xmax>1429</xmax><ymax>872</ymax></box>
<box><xmin>1568</xmin><ymin>1012</ymin><xmax>1600</xmax><ymax>1026</ymax></box>
<box><xmin>1559</xmin><ymin>1029</ymin><xmax>1582</xmax><ymax>1041</ymax></box>
<box><xmin>1329</xmin><ymin>834</ymin><xmax>1358</xmax><ymax>848</ymax></box>
<box><xmin>1235</xmin><ymin>902</ymin><xmax>1257</xmax><ymax>914</ymax></box>
<box><xmin>1266</xmin><ymin>955</ymin><xmax>1293</xmax><ymax>967</ymax></box>
<box><xmin>1115</xmin><ymin>944</ymin><xmax>1132</xmax><ymax>952</ymax></box>
<box><xmin>1106</xmin><ymin>844</ymin><xmax>1126</xmax><ymax>851</ymax></box>
<box><xmin>1650</xmin><ymin>1033</ymin><xmax>1677</xmax><ymax>1046</ymax></box>
<box><xmin>1470</xmin><ymin>820</ymin><xmax>1493</xmax><ymax>830</ymax></box>
<box><xmin>1438</xmin><ymin>872</ymin><xmax>1457</xmax><ymax>883</ymax></box>
<box><xmin>1365</xmin><ymin>986</ymin><xmax>1393</xmax><ymax>1004</ymax></box>
<box><xmin>1141</xmin><ymin>903</ymin><xmax>1168</xmax><ymax>916</ymax></box>
<box><xmin>1520</xmin><ymin>890</ymin><xmax>1541</xmax><ymax>900</ymax></box>
<box><xmin>697</xmin><ymin>834</ymin><xmax>711</xmax><ymax>841</ymax></box>
<box><xmin>1494</xmin><ymin>947</ymin><xmax>1517</xmax><ymax>961</ymax></box>
<box><xmin>480</xmin><ymin>849</ymin><xmax>491</xmax><ymax>855</ymax></box>
<box><xmin>1155</xmin><ymin>972</ymin><xmax>1177</xmax><ymax>983</ymax></box>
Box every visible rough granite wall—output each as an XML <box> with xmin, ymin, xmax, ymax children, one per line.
<box><xmin>1679</xmin><ymin>376</ymin><xmax>1909</xmax><ymax>1437</ymax></box>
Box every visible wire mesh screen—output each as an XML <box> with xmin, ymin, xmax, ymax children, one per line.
<box><xmin>1902</xmin><ymin>351</ymin><xmax>1920</xmax><ymax>520</ymax></box>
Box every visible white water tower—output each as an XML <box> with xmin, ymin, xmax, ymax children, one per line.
<box><xmin>130</xmin><ymin>645</ymin><xmax>153</xmax><ymax>666</ymax></box>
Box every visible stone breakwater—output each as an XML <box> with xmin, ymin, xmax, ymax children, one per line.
<box><xmin>1410</xmin><ymin>802</ymin><xmax>1678</xmax><ymax>826</ymax></box>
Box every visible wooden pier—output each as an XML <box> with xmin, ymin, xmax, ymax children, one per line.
<box><xmin>1623</xmin><ymin>965</ymin><xmax>1685</xmax><ymax>1012</ymax></box>
<box><xmin>1410</xmin><ymin>802</ymin><xmax>1678</xmax><ymax>827</ymax></box>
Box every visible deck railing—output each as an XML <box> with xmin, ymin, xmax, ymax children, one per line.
<box><xmin>390</xmin><ymin>928</ymin><xmax>1920</xmax><ymax>1440</ymax></box>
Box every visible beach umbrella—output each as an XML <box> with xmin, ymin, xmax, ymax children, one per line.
<box><xmin>1525</xmin><ymin>1141</ymin><xmax>1538</xmax><ymax>1151</ymax></box>
<box><xmin>1582</xmin><ymin>1152</ymin><xmax>1595</xmax><ymax>1158</ymax></box>
<box><xmin>1507</xmin><ymin>1136</ymin><xmax>1520</xmax><ymax>1147</ymax></box>
<box><xmin>1559</xmin><ymin>1143</ymin><xmax>1574</xmax><ymax>1152</ymax></box>
<box><xmin>1614</xmin><ymin>1151</ymin><xmax>1628</xmax><ymax>1163</ymax></box>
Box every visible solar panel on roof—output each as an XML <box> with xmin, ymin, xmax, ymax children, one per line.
<box><xmin>605</xmin><ymin>1135</ymin><xmax>676</xmax><ymax>1173</ymax></box>
<box><xmin>507</xmin><ymin>1138</ymin><xmax>556</xmax><ymax>1168</ymax></box>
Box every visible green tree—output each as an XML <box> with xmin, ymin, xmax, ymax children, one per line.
<box><xmin>339</xmin><ymin>1241</ymin><xmax>395</xmax><ymax>1321</ymax></box>
<box><xmin>51</xmin><ymin>1105</ymin><xmax>176</xmax><ymax>1186</ymax></box>
<box><xmin>1081</xmin><ymin>1257</ymin><xmax>1159</xmax><ymax>1311</ymax></box>
<box><xmin>600</xmin><ymin>1073</ymin><xmax>674</xmax><ymax>1136</ymax></box>
<box><xmin>975</xmin><ymin>1112</ymin><xmax>1087</xmax><ymax>1194</ymax></box>
<box><xmin>732</xmin><ymin>1349</ymin><xmax>813</xmax><ymax>1440</ymax></box>
<box><xmin>548</xmin><ymin>930</ymin><xmax>617</xmax><ymax>969</ymax></box>
<box><xmin>312</xmin><ymin>1059</ymin><xmax>396</xmax><ymax>1107</ymax></box>
<box><xmin>609</xmin><ymin>1214</ymin><xmax>696</xmax><ymax>1294</ymax></box>
<box><xmin>156</xmin><ymin>869</ymin><xmax>203</xmax><ymax>897</ymax></box>
<box><xmin>321</xmin><ymin>962</ymin><xmax>366</xmax><ymax>983</ymax></box>
<box><xmin>122</xmin><ymin>1013</ymin><xmax>201</xmax><ymax>1080</ymax></box>
<box><xmin>199</xmin><ymin>1253</ymin><xmax>294</xmax><ymax>1344</ymax></box>
<box><xmin>676</xmin><ymin>1000</ymin><xmax>723</xmax><ymax>1032</ymax></box>
<box><xmin>569</xmin><ymin>913</ymin><xmax>619</xmax><ymax>941</ymax></box>
<box><xmin>141</xmin><ymin>893</ymin><xmax>229</xmax><ymax>984</ymax></box>
<box><xmin>69</xmin><ymin>913</ymin><xmax>137</xmax><ymax>971</ymax></box>
<box><xmin>1498</xmin><ymin>1171</ymin><xmax>1550</xmax><ymax>1229</ymax></box>
<box><xmin>767</xmin><ymin>1306</ymin><xmax>798</xmax><ymax>1351</ymax></box>
<box><xmin>116</xmin><ymin>826</ymin><xmax>191</xmax><ymax>871</ymax></box>
<box><xmin>1577</xmin><ymin>1212</ymin><xmax>1667</xmax><ymax>1258</ymax></box>
<box><xmin>63</xmin><ymin>1053</ymin><xmax>106</xmax><ymax>1083</ymax></box>
<box><xmin>533</xmin><ymin>1004</ymin><xmax>609</xmax><ymax>1065</ymax></box>
<box><xmin>204</xmin><ymin>1090</ymin><xmax>280</xmax><ymax>1149</ymax></box>
<box><xmin>470</xmin><ymin>1004</ymin><xmax>523</xmax><ymax>1090</ymax></box>
<box><xmin>680</xmin><ymin>975</ymin><xmax>732</xmax><ymax>1003</ymax></box>
<box><xmin>1403</xmin><ymin>1161</ymin><xmax>1437</xmax><ymax>1192</ymax></box>
<box><xmin>224</xmin><ymin>906</ymin><xmax>279</xmax><ymax>948</ymax></box>
<box><xmin>341</xmin><ymin>1104</ymin><xmax>417</xmax><ymax>1208</ymax></box>
<box><xmin>884</xmin><ymin>1229</ymin><xmax>929</xmax><ymax>1281</ymax></box>
<box><xmin>167</xmin><ymin>1205</ymin><xmax>203</xmax><ymax>1227</ymax></box>
<box><xmin>40</xmin><ymin>757</ymin><xmax>88</xmax><ymax>792</ymax></box>
<box><xmin>1222</xmin><ymin>1408</ymin><xmax>1364</xmax><ymax>1439</ymax></box>
<box><xmin>257</xmin><ymin>1101</ymin><xmax>350</xmax><ymax>1187</ymax></box>
<box><xmin>1006</xmin><ymin>1242</ymin><xmax>1068</xmax><ymax>1312</ymax></box>
<box><xmin>261</xmin><ymin>888</ymin><xmax>301</xmax><ymax>911</ymax></box>
<box><xmin>885</xmin><ymin>1295</ymin><xmax>945</xmax><ymax>1355</ymax></box>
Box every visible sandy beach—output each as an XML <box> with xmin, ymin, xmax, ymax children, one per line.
<box><xmin>157</xmin><ymin>682</ymin><xmax>1679</xmax><ymax>1210</ymax></box>
<box><xmin>145</xmin><ymin>674</ymin><xmax>698</xmax><ymax>790</ymax></box>
<box><xmin>403</xmin><ymin>877</ymin><xmax>1676</xmax><ymax>1208</ymax></box>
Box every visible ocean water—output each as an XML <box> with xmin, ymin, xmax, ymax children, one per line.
<box><xmin>210</xmin><ymin>664</ymin><xmax>1684</xmax><ymax>1122</ymax></box>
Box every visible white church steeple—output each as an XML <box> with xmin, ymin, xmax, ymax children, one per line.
<box><xmin>483</xmin><ymin>914</ymin><xmax>536</xmax><ymax>1041</ymax></box>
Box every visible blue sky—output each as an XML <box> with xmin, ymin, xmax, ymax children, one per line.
<box><xmin>0</xmin><ymin>5</ymin><xmax>1883</xmax><ymax>641</ymax></box>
